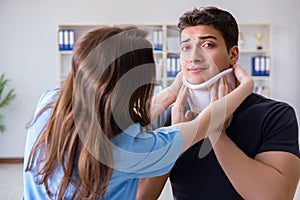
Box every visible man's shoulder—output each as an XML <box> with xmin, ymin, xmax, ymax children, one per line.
<box><xmin>241</xmin><ymin>93</ymin><xmax>293</xmax><ymax>109</ymax></box>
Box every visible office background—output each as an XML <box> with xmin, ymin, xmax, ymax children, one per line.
<box><xmin>1</xmin><ymin>0</ymin><xmax>299</xmax><ymax>199</ymax></box>
<box><xmin>0</xmin><ymin>0</ymin><xmax>299</xmax><ymax>165</ymax></box>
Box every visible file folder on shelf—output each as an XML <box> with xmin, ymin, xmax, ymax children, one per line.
<box><xmin>251</xmin><ymin>55</ymin><xmax>270</xmax><ymax>76</ymax></box>
<box><xmin>59</xmin><ymin>29</ymin><xmax>75</xmax><ymax>51</ymax></box>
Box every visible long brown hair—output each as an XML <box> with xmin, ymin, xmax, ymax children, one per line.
<box><xmin>26</xmin><ymin>26</ymin><xmax>156</xmax><ymax>199</ymax></box>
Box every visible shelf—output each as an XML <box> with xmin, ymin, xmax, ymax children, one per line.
<box><xmin>59</xmin><ymin>51</ymin><xmax>73</xmax><ymax>55</ymax></box>
<box><xmin>153</xmin><ymin>51</ymin><xmax>164</xmax><ymax>55</ymax></box>
<box><xmin>253</xmin><ymin>76</ymin><xmax>270</xmax><ymax>81</ymax></box>
<box><xmin>239</xmin><ymin>49</ymin><xmax>270</xmax><ymax>54</ymax></box>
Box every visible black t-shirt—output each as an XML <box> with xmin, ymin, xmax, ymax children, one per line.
<box><xmin>168</xmin><ymin>93</ymin><xmax>299</xmax><ymax>200</ymax></box>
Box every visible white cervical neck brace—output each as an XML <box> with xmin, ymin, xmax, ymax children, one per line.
<box><xmin>182</xmin><ymin>68</ymin><xmax>236</xmax><ymax>114</ymax></box>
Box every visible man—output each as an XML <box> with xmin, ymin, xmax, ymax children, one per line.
<box><xmin>137</xmin><ymin>6</ymin><xmax>300</xmax><ymax>200</ymax></box>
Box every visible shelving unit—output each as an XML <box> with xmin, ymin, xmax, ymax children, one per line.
<box><xmin>238</xmin><ymin>24</ymin><xmax>272</xmax><ymax>97</ymax></box>
<box><xmin>58</xmin><ymin>24</ymin><xmax>106</xmax><ymax>85</ymax></box>
<box><xmin>57</xmin><ymin>23</ymin><xmax>272</xmax><ymax>97</ymax></box>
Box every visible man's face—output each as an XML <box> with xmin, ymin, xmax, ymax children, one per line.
<box><xmin>180</xmin><ymin>25</ymin><xmax>234</xmax><ymax>84</ymax></box>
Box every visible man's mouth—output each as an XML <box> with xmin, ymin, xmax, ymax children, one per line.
<box><xmin>188</xmin><ymin>67</ymin><xmax>208</xmax><ymax>73</ymax></box>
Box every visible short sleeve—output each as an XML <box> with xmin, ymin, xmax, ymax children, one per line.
<box><xmin>257</xmin><ymin>102</ymin><xmax>299</xmax><ymax>157</ymax></box>
<box><xmin>33</xmin><ymin>88</ymin><xmax>59</xmax><ymax>117</ymax></box>
<box><xmin>111</xmin><ymin>124</ymin><xmax>184</xmax><ymax>178</ymax></box>
<box><xmin>23</xmin><ymin>88</ymin><xmax>61</xmax><ymax>200</ymax></box>
<box><xmin>24</xmin><ymin>88</ymin><xmax>59</xmax><ymax>162</ymax></box>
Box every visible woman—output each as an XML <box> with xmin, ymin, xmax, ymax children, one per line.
<box><xmin>22</xmin><ymin>26</ymin><xmax>253</xmax><ymax>199</ymax></box>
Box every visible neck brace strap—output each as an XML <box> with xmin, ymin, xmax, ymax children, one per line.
<box><xmin>182</xmin><ymin>68</ymin><xmax>233</xmax><ymax>90</ymax></box>
<box><xmin>182</xmin><ymin>68</ymin><xmax>236</xmax><ymax>113</ymax></box>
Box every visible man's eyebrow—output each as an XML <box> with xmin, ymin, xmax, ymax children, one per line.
<box><xmin>180</xmin><ymin>38</ymin><xmax>190</xmax><ymax>44</ymax></box>
<box><xmin>198</xmin><ymin>35</ymin><xmax>217</xmax><ymax>40</ymax></box>
<box><xmin>180</xmin><ymin>35</ymin><xmax>217</xmax><ymax>44</ymax></box>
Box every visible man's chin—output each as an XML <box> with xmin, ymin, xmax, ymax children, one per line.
<box><xmin>186</xmin><ymin>78</ymin><xmax>205</xmax><ymax>85</ymax></box>
<box><xmin>184</xmin><ymin>72</ymin><xmax>216</xmax><ymax>85</ymax></box>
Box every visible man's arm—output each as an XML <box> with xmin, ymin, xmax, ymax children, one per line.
<box><xmin>212</xmin><ymin>133</ymin><xmax>300</xmax><ymax>200</ymax></box>
<box><xmin>137</xmin><ymin>173</ymin><xmax>170</xmax><ymax>200</ymax></box>
<box><xmin>209</xmin><ymin>102</ymin><xmax>300</xmax><ymax>200</ymax></box>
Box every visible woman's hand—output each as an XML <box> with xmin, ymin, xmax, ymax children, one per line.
<box><xmin>210</xmin><ymin>76</ymin><xmax>232</xmax><ymax>102</ymax></box>
<box><xmin>150</xmin><ymin>72</ymin><xmax>183</xmax><ymax>120</ymax></box>
<box><xmin>233</xmin><ymin>64</ymin><xmax>254</xmax><ymax>94</ymax></box>
<box><xmin>168</xmin><ymin>71</ymin><xmax>183</xmax><ymax>98</ymax></box>
<box><xmin>208</xmin><ymin>75</ymin><xmax>233</xmax><ymax>143</ymax></box>
<box><xmin>171</xmin><ymin>85</ymin><xmax>193</xmax><ymax>125</ymax></box>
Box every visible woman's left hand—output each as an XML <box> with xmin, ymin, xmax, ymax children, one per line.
<box><xmin>171</xmin><ymin>85</ymin><xmax>194</xmax><ymax>125</ymax></box>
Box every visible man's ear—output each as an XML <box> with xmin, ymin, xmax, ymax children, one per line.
<box><xmin>229</xmin><ymin>45</ymin><xmax>239</xmax><ymax>65</ymax></box>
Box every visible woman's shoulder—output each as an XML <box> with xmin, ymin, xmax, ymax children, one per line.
<box><xmin>38</xmin><ymin>88</ymin><xmax>60</xmax><ymax>105</ymax></box>
<box><xmin>34</xmin><ymin>88</ymin><xmax>60</xmax><ymax>113</ymax></box>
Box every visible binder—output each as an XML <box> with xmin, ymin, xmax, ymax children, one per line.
<box><xmin>252</xmin><ymin>56</ymin><xmax>270</xmax><ymax>76</ymax></box>
<box><xmin>69</xmin><ymin>30</ymin><xmax>75</xmax><ymax>50</ymax></box>
<box><xmin>171</xmin><ymin>57</ymin><xmax>176</xmax><ymax>77</ymax></box>
<box><xmin>167</xmin><ymin>57</ymin><xmax>172</xmax><ymax>77</ymax></box>
<box><xmin>153</xmin><ymin>30</ymin><xmax>158</xmax><ymax>50</ymax></box>
<box><xmin>59</xmin><ymin>30</ymin><xmax>64</xmax><ymax>50</ymax></box>
<box><xmin>265</xmin><ymin>56</ymin><xmax>270</xmax><ymax>76</ymax></box>
<box><xmin>153</xmin><ymin>29</ymin><xmax>163</xmax><ymax>51</ymax></box>
<box><xmin>63</xmin><ymin>30</ymin><xmax>69</xmax><ymax>50</ymax></box>
<box><xmin>260</xmin><ymin>56</ymin><xmax>265</xmax><ymax>75</ymax></box>
<box><xmin>158</xmin><ymin>29</ymin><xmax>163</xmax><ymax>50</ymax></box>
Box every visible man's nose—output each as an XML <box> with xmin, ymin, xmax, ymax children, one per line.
<box><xmin>188</xmin><ymin>46</ymin><xmax>206</xmax><ymax>65</ymax></box>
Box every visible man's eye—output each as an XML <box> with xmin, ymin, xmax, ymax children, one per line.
<box><xmin>181</xmin><ymin>46</ymin><xmax>190</xmax><ymax>52</ymax></box>
<box><xmin>202</xmin><ymin>43</ymin><xmax>213</xmax><ymax>48</ymax></box>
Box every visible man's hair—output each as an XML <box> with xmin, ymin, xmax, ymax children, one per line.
<box><xmin>178</xmin><ymin>6</ymin><xmax>239</xmax><ymax>51</ymax></box>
